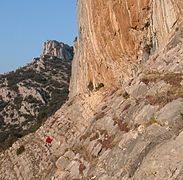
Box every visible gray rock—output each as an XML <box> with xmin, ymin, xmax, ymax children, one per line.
<box><xmin>66</xmin><ymin>160</ymin><xmax>80</xmax><ymax>179</ymax></box>
<box><xmin>64</xmin><ymin>150</ymin><xmax>75</xmax><ymax>160</ymax></box>
<box><xmin>134</xmin><ymin>104</ymin><xmax>159</xmax><ymax>124</ymax></box>
<box><xmin>134</xmin><ymin>131</ymin><xmax>183</xmax><ymax>179</ymax></box>
<box><xmin>156</xmin><ymin>98</ymin><xmax>183</xmax><ymax>127</ymax></box>
<box><xmin>42</xmin><ymin>40</ymin><xmax>73</xmax><ymax>61</ymax></box>
<box><xmin>128</xmin><ymin>82</ymin><xmax>148</xmax><ymax>98</ymax></box>
<box><xmin>147</xmin><ymin>80</ymin><xmax>171</xmax><ymax>96</ymax></box>
<box><xmin>55</xmin><ymin>156</ymin><xmax>70</xmax><ymax>171</ymax></box>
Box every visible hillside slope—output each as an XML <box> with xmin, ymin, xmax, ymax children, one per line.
<box><xmin>1</xmin><ymin>42</ymin><xmax>183</xmax><ymax>179</ymax></box>
<box><xmin>0</xmin><ymin>40</ymin><xmax>73</xmax><ymax>150</ymax></box>
<box><xmin>1</xmin><ymin>0</ymin><xmax>183</xmax><ymax>179</ymax></box>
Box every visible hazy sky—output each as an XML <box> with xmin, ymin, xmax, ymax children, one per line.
<box><xmin>0</xmin><ymin>0</ymin><xmax>77</xmax><ymax>73</ymax></box>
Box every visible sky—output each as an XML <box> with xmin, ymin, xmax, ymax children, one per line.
<box><xmin>0</xmin><ymin>0</ymin><xmax>77</xmax><ymax>74</ymax></box>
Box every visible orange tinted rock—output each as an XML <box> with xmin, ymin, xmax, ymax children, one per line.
<box><xmin>70</xmin><ymin>0</ymin><xmax>183</xmax><ymax>97</ymax></box>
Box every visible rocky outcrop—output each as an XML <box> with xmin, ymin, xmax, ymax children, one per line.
<box><xmin>1</xmin><ymin>41</ymin><xmax>183</xmax><ymax>179</ymax></box>
<box><xmin>70</xmin><ymin>0</ymin><xmax>183</xmax><ymax>97</ymax></box>
<box><xmin>1</xmin><ymin>0</ymin><xmax>183</xmax><ymax>180</ymax></box>
<box><xmin>42</xmin><ymin>40</ymin><xmax>73</xmax><ymax>61</ymax></box>
<box><xmin>0</xmin><ymin>41</ymin><xmax>73</xmax><ymax>150</ymax></box>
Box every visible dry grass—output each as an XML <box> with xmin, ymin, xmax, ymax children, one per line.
<box><xmin>113</xmin><ymin>116</ymin><xmax>130</xmax><ymax>132</ymax></box>
<box><xmin>98</xmin><ymin>130</ymin><xmax>115</xmax><ymax>149</ymax></box>
<box><xmin>71</xmin><ymin>145</ymin><xmax>91</xmax><ymax>162</ymax></box>
<box><xmin>146</xmin><ymin>116</ymin><xmax>159</xmax><ymax>126</ymax></box>
<box><xmin>146</xmin><ymin>86</ymin><xmax>183</xmax><ymax>107</ymax></box>
<box><xmin>90</xmin><ymin>132</ymin><xmax>99</xmax><ymax>141</ymax></box>
<box><xmin>98</xmin><ymin>136</ymin><xmax>114</xmax><ymax>149</ymax></box>
<box><xmin>123</xmin><ymin>91</ymin><xmax>130</xmax><ymax>99</ymax></box>
<box><xmin>141</xmin><ymin>72</ymin><xmax>182</xmax><ymax>86</ymax></box>
<box><xmin>144</xmin><ymin>72</ymin><xmax>183</xmax><ymax>107</ymax></box>
<box><xmin>122</xmin><ymin>104</ymin><xmax>131</xmax><ymax>112</ymax></box>
<box><xmin>79</xmin><ymin>163</ymin><xmax>86</xmax><ymax>176</ymax></box>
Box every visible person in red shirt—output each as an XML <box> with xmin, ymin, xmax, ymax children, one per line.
<box><xmin>45</xmin><ymin>136</ymin><xmax>53</xmax><ymax>148</ymax></box>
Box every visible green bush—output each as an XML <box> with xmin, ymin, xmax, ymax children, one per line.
<box><xmin>123</xmin><ymin>91</ymin><xmax>130</xmax><ymax>99</ymax></box>
<box><xmin>148</xmin><ymin>116</ymin><xmax>158</xmax><ymax>125</ymax></box>
<box><xmin>0</xmin><ymin>115</ymin><xmax>5</xmax><ymax>128</ymax></box>
<box><xmin>16</xmin><ymin>145</ymin><xmax>25</xmax><ymax>155</ymax></box>
<box><xmin>0</xmin><ymin>99</ymin><xmax>8</xmax><ymax>111</ymax></box>
<box><xmin>25</xmin><ymin>95</ymin><xmax>39</xmax><ymax>104</ymax></box>
<box><xmin>14</xmin><ymin>95</ymin><xmax>23</xmax><ymax>110</ymax></box>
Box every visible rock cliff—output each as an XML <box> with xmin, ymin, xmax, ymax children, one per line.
<box><xmin>42</xmin><ymin>40</ymin><xmax>73</xmax><ymax>61</ymax></box>
<box><xmin>0</xmin><ymin>40</ymin><xmax>73</xmax><ymax>151</ymax></box>
<box><xmin>70</xmin><ymin>0</ymin><xmax>183</xmax><ymax>97</ymax></box>
<box><xmin>1</xmin><ymin>0</ymin><xmax>183</xmax><ymax>180</ymax></box>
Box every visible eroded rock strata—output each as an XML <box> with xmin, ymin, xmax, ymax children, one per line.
<box><xmin>1</xmin><ymin>0</ymin><xmax>183</xmax><ymax>179</ymax></box>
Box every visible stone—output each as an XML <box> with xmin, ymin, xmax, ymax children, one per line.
<box><xmin>134</xmin><ymin>104</ymin><xmax>159</xmax><ymax>124</ymax></box>
<box><xmin>156</xmin><ymin>98</ymin><xmax>183</xmax><ymax>127</ymax></box>
<box><xmin>134</xmin><ymin>131</ymin><xmax>183</xmax><ymax>179</ymax></box>
<box><xmin>66</xmin><ymin>160</ymin><xmax>80</xmax><ymax>179</ymax></box>
<box><xmin>64</xmin><ymin>150</ymin><xmax>75</xmax><ymax>160</ymax></box>
<box><xmin>147</xmin><ymin>80</ymin><xmax>171</xmax><ymax>96</ymax></box>
<box><xmin>118</xmin><ymin>131</ymin><xmax>138</xmax><ymax>149</ymax></box>
<box><xmin>55</xmin><ymin>156</ymin><xmax>70</xmax><ymax>171</ymax></box>
<box><xmin>128</xmin><ymin>82</ymin><xmax>148</xmax><ymax>98</ymax></box>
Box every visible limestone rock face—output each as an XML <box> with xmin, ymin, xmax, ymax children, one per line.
<box><xmin>1</xmin><ymin>0</ymin><xmax>183</xmax><ymax>180</ymax></box>
<box><xmin>70</xmin><ymin>0</ymin><xmax>183</xmax><ymax>97</ymax></box>
<box><xmin>1</xmin><ymin>42</ymin><xmax>183</xmax><ymax>179</ymax></box>
<box><xmin>42</xmin><ymin>40</ymin><xmax>73</xmax><ymax>61</ymax></box>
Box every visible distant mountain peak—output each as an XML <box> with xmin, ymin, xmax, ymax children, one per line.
<box><xmin>41</xmin><ymin>40</ymin><xmax>73</xmax><ymax>61</ymax></box>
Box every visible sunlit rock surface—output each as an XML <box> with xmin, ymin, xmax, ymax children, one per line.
<box><xmin>1</xmin><ymin>0</ymin><xmax>183</xmax><ymax>179</ymax></box>
<box><xmin>70</xmin><ymin>0</ymin><xmax>183</xmax><ymax>97</ymax></box>
<box><xmin>42</xmin><ymin>40</ymin><xmax>73</xmax><ymax>61</ymax></box>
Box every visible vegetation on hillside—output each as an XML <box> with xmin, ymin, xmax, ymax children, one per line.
<box><xmin>0</xmin><ymin>57</ymin><xmax>71</xmax><ymax>150</ymax></box>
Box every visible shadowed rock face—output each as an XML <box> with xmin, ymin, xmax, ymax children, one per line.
<box><xmin>70</xmin><ymin>0</ymin><xmax>183</xmax><ymax>97</ymax></box>
<box><xmin>1</xmin><ymin>1</ymin><xmax>183</xmax><ymax>180</ymax></box>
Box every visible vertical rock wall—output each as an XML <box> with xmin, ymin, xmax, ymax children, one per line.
<box><xmin>70</xmin><ymin>0</ymin><xmax>183</xmax><ymax>97</ymax></box>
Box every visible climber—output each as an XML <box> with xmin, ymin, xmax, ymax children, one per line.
<box><xmin>45</xmin><ymin>136</ymin><xmax>53</xmax><ymax>148</ymax></box>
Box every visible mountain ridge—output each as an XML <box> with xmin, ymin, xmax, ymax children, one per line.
<box><xmin>0</xmin><ymin>40</ymin><xmax>73</xmax><ymax>150</ymax></box>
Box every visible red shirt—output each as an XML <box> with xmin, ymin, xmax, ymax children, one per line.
<box><xmin>45</xmin><ymin>136</ymin><xmax>53</xmax><ymax>144</ymax></box>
